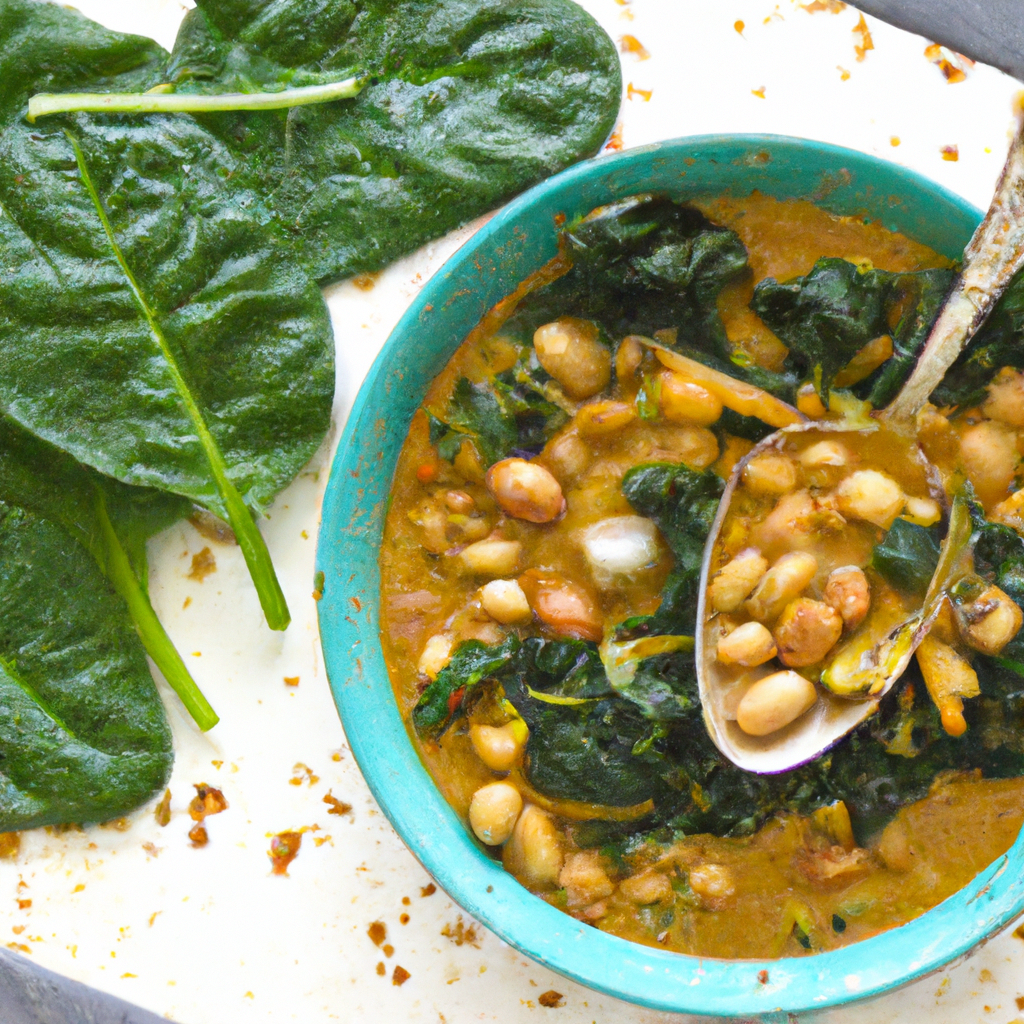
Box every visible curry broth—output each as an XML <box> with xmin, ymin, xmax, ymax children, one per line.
<box><xmin>379</xmin><ymin>194</ymin><xmax>1024</xmax><ymax>959</ymax></box>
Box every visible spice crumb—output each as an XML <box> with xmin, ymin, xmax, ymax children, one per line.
<box><xmin>538</xmin><ymin>990</ymin><xmax>564</xmax><ymax>1008</ymax></box>
<box><xmin>368</xmin><ymin>921</ymin><xmax>387</xmax><ymax>947</ymax></box>
<box><xmin>751</xmin><ymin>86</ymin><xmax>766</xmax><ymax>99</ymax></box>
<box><xmin>619</xmin><ymin>34</ymin><xmax>650</xmax><ymax>60</ymax></box>
<box><xmin>890</xmin><ymin>136</ymin><xmax>900</xmax><ymax>147</ymax></box>
<box><xmin>626</xmin><ymin>83</ymin><xmax>652</xmax><ymax>102</ymax></box>
<box><xmin>420</xmin><ymin>883</ymin><xmax>436</xmax><ymax>897</ymax></box>
<box><xmin>392</xmin><ymin>965</ymin><xmax>410</xmax><ymax>986</ymax></box>
<box><xmin>853</xmin><ymin>14</ymin><xmax>873</xmax><ymax>61</ymax></box>
<box><xmin>376</xmin><ymin>962</ymin><xmax>386</xmax><ymax>976</ymax></box>
<box><xmin>383</xmin><ymin>944</ymin><xmax>394</xmax><ymax>958</ymax></box>
<box><xmin>400</xmin><ymin>914</ymin><xmax>410</xmax><ymax>925</ymax></box>
<box><xmin>734</xmin><ymin>20</ymin><xmax>744</xmax><ymax>34</ymax></box>
<box><xmin>187</xmin><ymin>547</ymin><xmax>217</xmax><ymax>581</ymax></box>
<box><xmin>441</xmin><ymin>916</ymin><xmax>482</xmax><ymax>948</ymax></box>
<box><xmin>284</xmin><ymin>676</ymin><xmax>300</xmax><ymax>687</ymax></box>
<box><xmin>941</xmin><ymin>145</ymin><xmax>959</xmax><ymax>162</ymax></box>
<box><xmin>154</xmin><ymin>790</ymin><xmax>171</xmax><ymax>827</ymax></box>
<box><xmin>324</xmin><ymin>792</ymin><xmax>353</xmax><ymax>816</ymax></box>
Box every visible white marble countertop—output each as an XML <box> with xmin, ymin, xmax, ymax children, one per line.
<box><xmin>4</xmin><ymin>1</ymin><xmax>1024</xmax><ymax>1021</ymax></box>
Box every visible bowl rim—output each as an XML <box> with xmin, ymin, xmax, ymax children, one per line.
<box><xmin>316</xmin><ymin>133</ymin><xmax>1024</xmax><ymax>1016</ymax></box>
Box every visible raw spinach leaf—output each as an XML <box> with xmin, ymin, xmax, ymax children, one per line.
<box><xmin>0</xmin><ymin>5</ymin><xmax>336</xmax><ymax>628</ymax></box>
<box><xmin>428</xmin><ymin>361</ymin><xmax>569</xmax><ymax>467</ymax></box>
<box><xmin>164</xmin><ymin>0</ymin><xmax>621</xmax><ymax>283</ymax></box>
<box><xmin>871</xmin><ymin>518</ymin><xmax>942</xmax><ymax>595</ymax></box>
<box><xmin>0</xmin><ymin>415</ymin><xmax>216</xmax><ymax>730</ymax></box>
<box><xmin>0</xmin><ymin>502</ymin><xmax>173</xmax><ymax>830</ymax></box>
<box><xmin>750</xmin><ymin>257</ymin><xmax>953</xmax><ymax>402</ymax></box>
<box><xmin>932</xmin><ymin>270</ymin><xmax>1024</xmax><ymax>409</ymax></box>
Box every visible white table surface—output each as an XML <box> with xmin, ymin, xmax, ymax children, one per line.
<box><xmin>4</xmin><ymin>2</ymin><xmax>1024</xmax><ymax>1021</ymax></box>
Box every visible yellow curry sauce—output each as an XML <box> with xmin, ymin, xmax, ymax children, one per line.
<box><xmin>380</xmin><ymin>194</ymin><xmax>1024</xmax><ymax>959</ymax></box>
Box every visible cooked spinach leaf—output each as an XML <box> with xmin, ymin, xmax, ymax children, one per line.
<box><xmin>0</xmin><ymin>4</ymin><xmax>337</xmax><ymax>629</ymax></box>
<box><xmin>871</xmin><ymin>518</ymin><xmax>942</xmax><ymax>596</ymax></box>
<box><xmin>0</xmin><ymin>415</ymin><xmax>216</xmax><ymax>729</ymax></box>
<box><xmin>163</xmin><ymin>0</ymin><xmax>621</xmax><ymax>283</ymax></box>
<box><xmin>618</xmin><ymin>462</ymin><xmax>724</xmax><ymax>637</ymax></box>
<box><xmin>505</xmin><ymin>195</ymin><xmax>750</xmax><ymax>364</ymax></box>
<box><xmin>428</xmin><ymin>360</ymin><xmax>569</xmax><ymax>466</ymax></box>
<box><xmin>932</xmin><ymin>270</ymin><xmax>1024</xmax><ymax>409</ymax></box>
<box><xmin>751</xmin><ymin>257</ymin><xmax>953</xmax><ymax>402</ymax></box>
<box><xmin>0</xmin><ymin>501</ymin><xmax>173</xmax><ymax>830</ymax></box>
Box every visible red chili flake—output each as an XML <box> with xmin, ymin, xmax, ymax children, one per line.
<box><xmin>734</xmin><ymin>20</ymin><xmax>744</xmax><ymax>34</ymax></box>
<box><xmin>538</xmin><ymin>991</ymin><xmax>564</xmax><ymax>1008</ymax></box>
<box><xmin>16</xmin><ymin>899</ymin><xmax>31</xmax><ymax>910</ymax></box>
<box><xmin>757</xmin><ymin>969</ymin><xmax>769</xmax><ymax>984</ymax></box>
<box><xmin>351</xmin><ymin>596</ymin><xmax>362</xmax><ymax>612</ymax></box>
<box><xmin>323</xmin><ymin>792</ymin><xmax>353</xmax><ymax>816</ymax></box>
<box><xmin>188</xmin><ymin>824</ymin><xmax>209</xmax><ymax>847</ymax></box>
<box><xmin>751</xmin><ymin>86</ymin><xmax>766</xmax><ymax>99</ymax></box>
<box><xmin>627</xmin><ymin>83</ymin><xmax>653</xmax><ymax>102</ymax></box>
<box><xmin>853</xmin><ymin>14</ymin><xmax>873</xmax><ymax>61</ymax></box>
<box><xmin>619</xmin><ymin>35</ymin><xmax>650</xmax><ymax>60</ymax></box>
<box><xmin>416</xmin><ymin>462</ymin><xmax>438</xmax><ymax>483</ymax></box>
<box><xmin>446</xmin><ymin>685</ymin><xmax>466</xmax><ymax>719</ymax></box>
<box><xmin>269</xmin><ymin>831</ymin><xmax>303</xmax><ymax>875</ymax></box>
<box><xmin>421</xmin><ymin>883</ymin><xmax>437</xmax><ymax>897</ymax></box>
<box><xmin>553</xmin><ymin>212</ymin><xmax>566</xmax><ymax>227</ymax></box>
<box><xmin>941</xmin><ymin>145</ymin><xmax>959</xmax><ymax>162</ymax></box>
<box><xmin>368</xmin><ymin>921</ymin><xmax>387</xmax><ymax>946</ymax></box>
<box><xmin>604</xmin><ymin>124</ymin><xmax>624</xmax><ymax>152</ymax></box>
<box><xmin>392</xmin><ymin>965</ymin><xmax>410</xmax><ymax>986</ymax></box>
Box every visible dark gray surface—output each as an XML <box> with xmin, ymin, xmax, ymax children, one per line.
<box><xmin>850</xmin><ymin>0</ymin><xmax>1024</xmax><ymax>82</ymax></box>
<box><xmin>1</xmin><ymin>1</ymin><xmax>1019</xmax><ymax>1023</ymax></box>
<box><xmin>0</xmin><ymin>949</ymin><xmax>168</xmax><ymax>1024</ymax></box>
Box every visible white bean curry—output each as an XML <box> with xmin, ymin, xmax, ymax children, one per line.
<box><xmin>380</xmin><ymin>193</ymin><xmax>1024</xmax><ymax>959</ymax></box>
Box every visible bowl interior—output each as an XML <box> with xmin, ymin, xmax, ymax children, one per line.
<box><xmin>316</xmin><ymin>135</ymin><xmax>1024</xmax><ymax>1016</ymax></box>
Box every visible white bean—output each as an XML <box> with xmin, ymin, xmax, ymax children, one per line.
<box><xmin>503</xmin><ymin>804</ymin><xmax>564</xmax><ymax>887</ymax></box>
<box><xmin>744</xmin><ymin>551</ymin><xmax>818</xmax><ymax>623</ymax></box>
<box><xmin>717</xmin><ymin>621</ymin><xmax>777</xmax><ymax>667</ymax></box>
<box><xmin>533</xmin><ymin>318</ymin><xmax>611</xmax><ymax>400</ymax></box>
<box><xmin>486</xmin><ymin>458</ymin><xmax>566</xmax><ymax>523</ymax></box>
<box><xmin>468</xmin><ymin>782</ymin><xmax>523</xmax><ymax>846</ymax></box>
<box><xmin>742</xmin><ymin>453</ymin><xmax>798</xmax><ymax>497</ymax></box>
<box><xmin>736</xmin><ymin>670</ymin><xmax>818</xmax><ymax>736</ymax></box>
<box><xmin>459</xmin><ymin>538</ymin><xmax>523</xmax><ymax>576</ymax></box>
<box><xmin>580</xmin><ymin>515</ymin><xmax>661</xmax><ymax>585</ymax></box>
<box><xmin>833</xmin><ymin>470</ymin><xmax>905</xmax><ymax>528</ymax></box>
<box><xmin>479</xmin><ymin>579</ymin><xmax>532</xmax><ymax>624</ymax></box>
<box><xmin>709</xmin><ymin>548</ymin><xmax>769</xmax><ymax>613</ymax></box>
<box><xmin>469</xmin><ymin>722</ymin><xmax>526</xmax><ymax>772</ymax></box>
<box><xmin>417</xmin><ymin>634</ymin><xmax>453</xmax><ymax>680</ymax></box>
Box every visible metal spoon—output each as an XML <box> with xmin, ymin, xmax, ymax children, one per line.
<box><xmin>691</xmin><ymin>115</ymin><xmax>1024</xmax><ymax>774</ymax></box>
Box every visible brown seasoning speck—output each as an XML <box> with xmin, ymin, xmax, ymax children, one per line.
<box><xmin>392</xmin><ymin>966</ymin><xmax>410</xmax><ymax>986</ymax></box>
<box><xmin>538</xmin><ymin>991</ymin><xmax>564</xmax><ymax>1008</ymax></box>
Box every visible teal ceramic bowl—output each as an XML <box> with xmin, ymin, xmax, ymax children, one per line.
<box><xmin>316</xmin><ymin>135</ymin><xmax>1024</xmax><ymax>1016</ymax></box>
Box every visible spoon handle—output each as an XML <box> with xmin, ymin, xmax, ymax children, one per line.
<box><xmin>884</xmin><ymin>112</ymin><xmax>1024</xmax><ymax>424</ymax></box>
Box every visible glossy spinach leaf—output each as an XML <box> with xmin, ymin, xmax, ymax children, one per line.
<box><xmin>751</xmin><ymin>257</ymin><xmax>953</xmax><ymax>402</ymax></box>
<box><xmin>0</xmin><ymin>415</ymin><xmax>216</xmax><ymax>729</ymax></box>
<box><xmin>932</xmin><ymin>270</ymin><xmax>1024</xmax><ymax>409</ymax></box>
<box><xmin>165</xmin><ymin>0</ymin><xmax>621</xmax><ymax>283</ymax></box>
<box><xmin>871</xmin><ymin>518</ymin><xmax>942</xmax><ymax>596</ymax></box>
<box><xmin>0</xmin><ymin>3</ymin><xmax>335</xmax><ymax>626</ymax></box>
<box><xmin>0</xmin><ymin>501</ymin><xmax>173</xmax><ymax>830</ymax></box>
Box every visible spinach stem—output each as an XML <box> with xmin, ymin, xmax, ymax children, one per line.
<box><xmin>92</xmin><ymin>490</ymin><xmax>219</xmax><ymax>731</ymax></box>
<box><xmin>28</xmin><ymin>78</ymin><xmax>362</xmax><ymax>122</ymax></box>
<box><xmin>66</xmin><ymin>132</ymin><xmax>291</xmax><ymax>632</ymax></box>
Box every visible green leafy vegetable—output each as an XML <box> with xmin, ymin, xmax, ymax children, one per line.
<box><xmin>617</xmin><ymin>462</ymin><xmax>724</xmax><ymax>637</ymax></box>
<box><xmin>0</xmin><ymin>415</ymin><xmax>216</xmax><ymax>731</ymax></box>
<box><xmin>505</xmin><ymin>195</ymin><xmax>750</xmax><ymax>365</ymax></box>
<box><xmin>163</xmin><ymin>0</ymin><xmax>621</xmax><ymax>283</ymax></box>
<box><xmin>932</xmin><ymin>271</ymin><xmax>1024</xmax><ymax>409</ymax></box>
<box><xmin>0</xmin><ymin>501</ymin><xmax>173</xmax><ymax>830</ymax></box>
<box><xmin>751</xmin><ymin>257</ymin><xmax>953</xmax><ymax>402</ymax></box>
<box><xmin>871</xmin><ymin>518</ymin><xmax>942</xmax><ymax>596</ymax></box>
<box><xmin>429</xmin><ymin>360</ymin><xmax>569</xmax><ymax>466</ymax></box>
<box><xmin>0</xmin><ymin>4</ymin><xmax>337</xmax><ymax>629</ymax></box>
